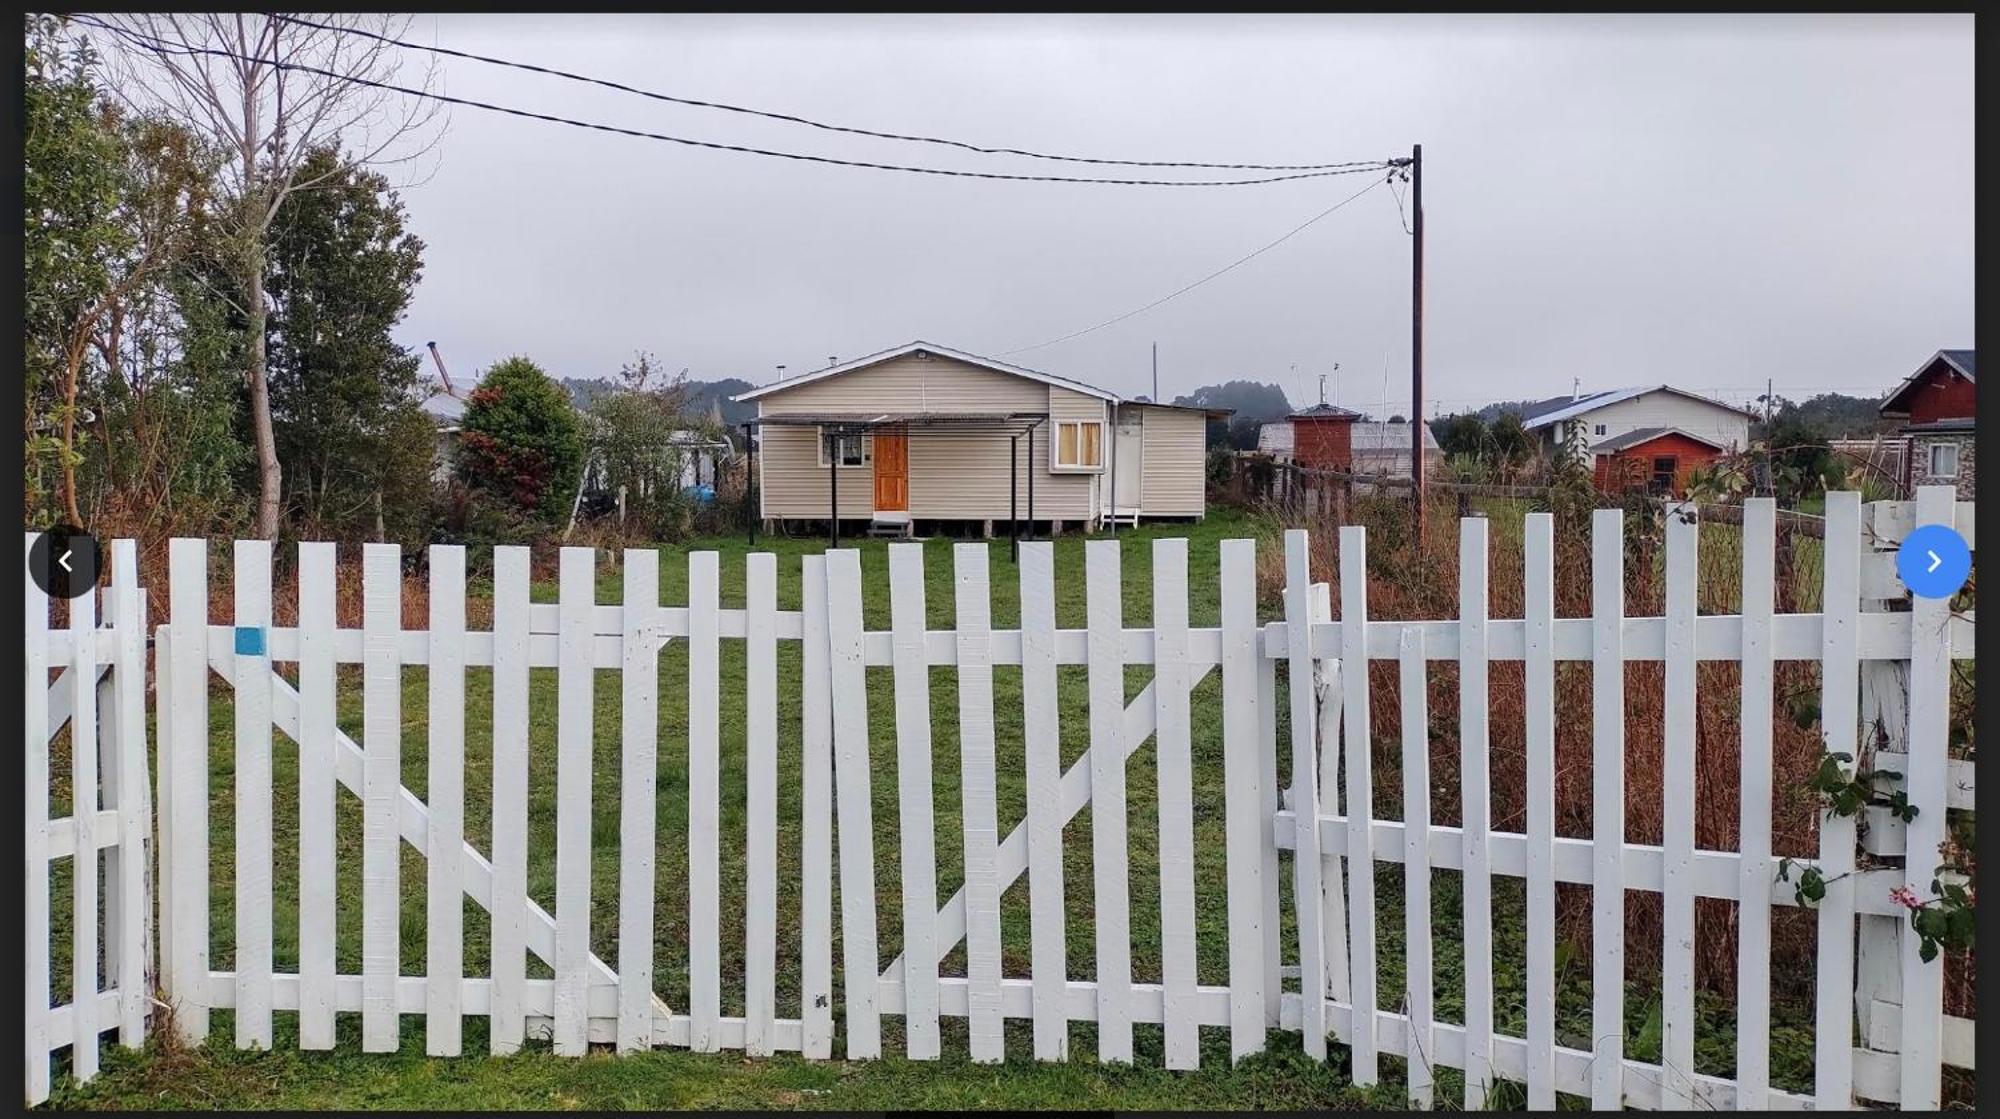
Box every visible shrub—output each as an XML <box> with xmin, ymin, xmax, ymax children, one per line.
<box><xmin>456</xmin><ymin>355</ymin><xmax>583</xmax><ymax>523</ymax></box>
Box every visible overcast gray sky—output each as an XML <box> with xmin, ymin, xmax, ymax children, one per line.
<box><xmin>387</xmin><ymin>13</ymin><xmax>1972</xmax><ymax>415</ymax></box>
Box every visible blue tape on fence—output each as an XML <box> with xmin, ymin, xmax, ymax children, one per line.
<box><xmin>234</xmin><ymin>625</ymin><xmax>267</xmax><ymax>657</ymax></box>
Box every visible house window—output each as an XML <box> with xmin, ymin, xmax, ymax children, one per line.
<box><xmin>817</xmin><ymin>429</ymin><xmax>871</xmax><ymax>468</ymax></box>
<box><xmin>1650</xmin><ymin>455</ymin><xmax>1678</xmax><ymax>493</ymax></box>
<box><xmin>1594</xmin><ymin>423</ymin><xmax>1607</xmax><ymax>436</ymax></box>
<box><xmin>1928</xmin><ymin>441</ymin><xmax>1960</xmax><ymax>479</ymax></box>
<box><xmin>1053</xmin><ymin>420</ymin><xmax>1104</xmax><ymax>469</ymax></box>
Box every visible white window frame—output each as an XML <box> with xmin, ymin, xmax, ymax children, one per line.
<box><xmin>1927</xmin><ymin>441</ymin><xmax>1960</xmax><ymax>479</ymax></box>
<box><xmin>1050</xmin><ymin>419</ymin><xmax>1106</xmax><ymax>472</ymax></box>
<box><xmin>816</xmin><ymin>428</ymin><xmax>872</xmax><ymax>468</ymax></box>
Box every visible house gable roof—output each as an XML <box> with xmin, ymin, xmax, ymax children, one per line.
<box><xmin>1591</xmin><ymin>425</ymin><xmax>1729</xmax><ymax>454</ymax></box>
<box><xmin>731</xmin><ymin>340</ymin><xmax>1121</xmax><ymax>404</ymax></box>
<box><xmin>1880</xmin><ymin>349</ymin><xmax>1976</xmax><ymax>415</ymax></box>
<box><xmin>1520</xmin><ymin>384</ymin><xmax>1759</xmax><ymax>431</ymax></box>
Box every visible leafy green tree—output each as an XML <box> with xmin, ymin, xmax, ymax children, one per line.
<box><xmin>26</xmin><ymin>16</ymin><xmax>217</xmax><ymax>530</ymax></box>
<box><xmin>458</xmin><ymin>356</ymin><xmax>585</xmax><ymax>521</ymax></box>
<box><xmin>1432</xmin><ymin>412</ymin><xmax>1487</xmax><ymax>460</ymax></box>
<box><xmin>264</xmin><ymin>145</ymin><xmax>429</xmax><ymax>539</ymax></box>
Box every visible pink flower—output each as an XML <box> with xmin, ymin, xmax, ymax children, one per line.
<box><xmin>1889</xmin><ymin>885</ymin><xmax>1922</xmax><ymax>910</ymax></box>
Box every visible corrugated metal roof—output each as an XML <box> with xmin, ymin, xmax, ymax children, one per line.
<box><xmin>1521</xmin><ymin>385</ymin><xmax>1759</xmax><ymax>431</ymax></box>
<box><xmin>1350</xmin><ymin>420</ymin><xmax>1441</xmax><ymax>452</ymax></box>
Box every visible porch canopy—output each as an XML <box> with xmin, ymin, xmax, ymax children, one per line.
<box><xmin>738</xmin><ymin>410</ymin><xmax>1051</xmax><ymax>548</ymax></box>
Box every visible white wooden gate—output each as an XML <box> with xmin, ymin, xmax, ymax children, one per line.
<box><xmin>20</xmin><ymin>487</ymin><xmax>1978</xmax><ymax>1109</ymax></box>
<box><xmin>24</xmin><ymin>537</ymin><xmax>151</xmax><ymax>1106</ymax></box>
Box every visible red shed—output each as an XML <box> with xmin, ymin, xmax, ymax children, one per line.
<box><xmin>1591</xmin><ymin>427</ymin><xmax>1728</xmax><ymax>497</ymax></box>
<box><xmin>1285</xmin><ymin>402</ymin><xmax>1362</xmax><ymax>470</ymax></box>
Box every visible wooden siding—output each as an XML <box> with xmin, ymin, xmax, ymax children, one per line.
<box><xmin>1138</xmin><ymin>407</ymin><xmax>1207</xmax><ymax>517</ymax></box>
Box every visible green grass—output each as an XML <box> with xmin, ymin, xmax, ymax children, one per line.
<box><xmin>47</xmin><ymin>508</ymin><xmax>1833</xmax><ymax>1109</ymax></box>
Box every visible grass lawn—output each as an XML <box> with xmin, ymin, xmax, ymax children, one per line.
<box><xmin>46</xmin><ymin>508</ymin><xmax>1831</xmax><ymax>1109</ymax></box>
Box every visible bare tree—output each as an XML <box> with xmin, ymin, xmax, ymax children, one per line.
<box><xmin>88</xmin><ymin>13</ymin><xmax>445</xmax><ymax>539</ymax></box>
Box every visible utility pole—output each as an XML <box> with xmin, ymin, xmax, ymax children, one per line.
<box><xmin>1409</xmin><ymin>143</ymin><xmax>1426</xmax><ymax>549</ymax></box>
<box><xmin>1765</xmin><ymin>377</ymin><xmax>1775</xmax><ymax>426</ymax></box>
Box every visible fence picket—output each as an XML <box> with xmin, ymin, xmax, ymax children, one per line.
<box><xmin>167</xmin><ymin>538</ymin><xmax>211</xmax><ymax>1043</ymax></box>
<box><xmin>1283</xmin><ymin>529</ymin><xmax>1328</xmax><ymax>1061</ymax></box>
<box><xmin>956</xmin><ymin>543</ymin><xmax>1006</xmax><ymax>1064</ymax></box>
<box><xmin>1019</xmin><ymin>541</ymin><xmax>1069</xmax><ymax>1061</ymax></box>
<box><xmin>1399</xmin><ymin>629</ymin><xmax>1435</xmax><ymax>1109</ymax></box>
<box><xmin>826</xmin><ymin>549</ymin><xmax>881</xmax><ymax>1058</ymax></box>
<box><xmin>1219</xmin><ymin>537</ymin><xmax>1266</xmax><ymax>1062</ymax></box>
<box><xmin>109</xmin><ymin>542</ymin><xmax>148</xmax><ymax>1048</ymax></box>
<box><xmin>743</xmin><ymin>551</ymin><xmax>777</xmax><ymax>1057</ymax></box>
<box><xmin>1314</xmin><ymin>581</ymin><xmax>1349</xmax><ymax>1006</ymax></box>
<box><xmin>1086</xmin><ymin>539</ymin><xmax>1134</xmax><ymax>1063</ymax></box>
<box><xmin>25</xmin><ymin>535</ymin><xmax>51</xmax><ymax>1105</ymax></box>
<box><xmin>1899</xmin><ymin>485</ymin><xmax>1955</xmax><ymax>1110</ymax></box>
<box><xmin>1589</xmin><ymin>509</ymin><xmax>1624</xmax><ymax>1109</ymax></box>
<box><xmin>1522</xmin><ymin>512</ymin><xmax>1558</xmax><ymax>1108</ymax></box>
<box><xmin>68</xmin><ymin>554</ymin><xmax>102</xmax><ymax>1078</ymax></box>
<box><xmin>619</xmin><ymin>549</ymin><xmax>661</xmax><ymax>1054</ymax></box>
<box><xmin>298</xmin><ymin>543</ymin><xmax>338</xmax><ymax>1050</ymax></box>
<box><xmin>1339</xmin><ymin>526</ymin><xmax>1378</xmax><ymax>1085</ymax></box>
<box><xmin>1258</xmin><ymin>631</ymin><xmax>1282</xmax><ymax>1030</ymax></box>
<box><xmin>1152</xmin><ymin>538</ymin><xmax>1199</xmax><ymax>1070</ymax></box>
<box><xmin>688</xmin><ymin>550</ymin><xmax>722</xmax><ymax>1053</ymax></box>
<box><xmin>489</xmin><ymin>547</ymin><xmax>532</xmax><ymax>1055</ymax></box>
<box><xmin>1661</xmin><ymin>504</ymin><xmax>1699</xmax><ymax>1109</ymax></box>
<box><xmin>1737</xmin><ymin>498</ymin><xmax>1776</xmax><ymax>1109</ymax></box>
<box><xmin>361</xmin><ymin>543</ymin><xmax>403</xmax><ymax>1052</ymax></box>
<box><xmin>888</xmin><ymin>543</ymin><xmax>941</xmax><ymax>1059</ymax></box>
<box><xmin>553</xmin><ymin>546</ymin><xmax>597</xmax><ymax>1056</ymax></box>
<box><xmin>798</xmin><ymin>555</ymin><xmax>836</xmax><ymax>1059</ymax></box>
<box><xmin>427</xmin><ymin>546</ymin><xmax>467</xmax><ymax>1056</ymax></box>
<box><xmin>1459</xmin><ymin>517</ymin><xmax>1493</xmax><ymax>1107</ymax></box>
<box><xmin>1815</xmin><ymin>491</ymin><xmax>1861</xmax><ymax>1111</ymax></box>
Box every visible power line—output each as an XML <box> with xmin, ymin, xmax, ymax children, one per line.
<box><xmin>999</xmin><ymin>174</ymin><xmax>1391</xmax><ymax>356</ymax></box>
<box><xmin>79</xmin><ymin>17</ymin><xmax>1400</xmax><ymax>189</ymax></box>
<box><xmin>273</xmin><ymin>13</ymin><xmax>1379</xmax><ymax>174</ymax></box>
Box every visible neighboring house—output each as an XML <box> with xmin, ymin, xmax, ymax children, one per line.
<box><xmin>1879</xmin><ymin>349</ymin><xmax>1975</xmax><ymax>498</ymax></box>
<box><xmin>731</xmin><ymin>341</ymin><xmax>1227</xmax><ymax>535</ymax></box>
<box><xmin>420</xmin><ymin>384</ymin><xmax>468</xmax><ymax>484</ymax></box>
<box><xmin>1257</xmin><ymin>410</ymin><xmax>1442</xmax><ymax>480</ymax></box>
<box><xmin>1519</xmin><ymin>384</ymin><xmax>1757</xmax><ymax>497</ymax></box>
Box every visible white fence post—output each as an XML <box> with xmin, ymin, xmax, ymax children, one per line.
<box><xmin>1458</xmin><ymin>516</ymin><xmax>1492</xmax><ymax>1106</ymax></box>
<box><xmin>1897</xmin><ymin>485</ymin><xmax>1958</xmax><ymax>1109</ymax></box>
<box><xmin>360</xmin><ymin>543</ymin><xmax>402</xmax><ymax>1053</ymax></box>
<box><xmin>888</xmin><ymin>542</ymin><xmax>940</xmax><ymax>1060</ymax></box>
<box><xmin>617</xmin><ymin>548</ymin><xmax>662</xmax><ymax>1055</ymax></box>
<box><xmin>1283</xmin><ymin>528</ymin><xmax>1329</xmax><ymax>1061</ymax></box>
<box><xmin>166</xmin><ymin>537</ymin><xmax>211</xmax><ymax>1045</ymax></box>
<box><xmin>25</xmin><ymin>535</ymin><xmax>52</xmax><ymax>1105</ymax></box>
<box><xmin>1737</xmin><ymin>498</ymin><xmax>1777</xmax><ymax>1108</ymax></box>
<box><xmin>825</xmin><ymin>548</ymin><xmax>881</xmax><ymax>1059</ymax></box>
<box><xmin>955</xmin><ymin>542</ymin><xmax>1006</xmax><ymax>1065</ymax></box>
<box><xmin>1398</xmin><ymin>629</ymin><xmax>1435</xmax><ymax>1109</ymax></box>
<box><xmin>1523</xmin><ymin>511</ymin><xmax>1560</xmax><ymax>1109</ymax></box>
<box><xmin>798</xmin><ymin>554</ymin><xmax>836</xmax><ymax>1060</ymax></box>
<box><xmin>1086</xmin><ymin>539</ymin><xmax>1134</xmax><ymax>1063</ymax></box>
<box><xmin>1815</xmin><ymin>492</ymin><xmax>1862</xmax><ymax>1111</ymax></box>
<box><xmin>1018</xmin><ymin>541</ymin><xmax>1069</xmax><ymax>1061</ymax></box>
<box><xmin>488</xmin><ymin>546</ymin><xmax>532</xmax><ymax>1055</ymax></box>
<box><xmin>1589</xmin><ymin>508</ymin><xmax>1625</xmax><ymax>1109</ymax></box>
<box><xmin>741</xmin><ymin>550</ymin><xmax>776</xmax><ymax>1057</ymax></box>
<box><xmin>427</xmin><ymin>545</ymin><xmax>468</xmax><ymax>1057</ymax></box>
<box><xmin>685</xmin><ymin>550</ymin><xmax>721</xmax><ymax>1053</ymax></box>
<box><xmin>1152</xmin><ymin>538</ymin><xmax>1199</xmax><ymax>1070</ymax></box>
<box><xmin>1219</xmin><ymin>537</ymin><xmax>1266</xmax><ymax>1063</ymax></box>
<box><xmin>232</xmin><ymin>539</ymin><xmax>274</xmax><ymax>1051</ymax></box>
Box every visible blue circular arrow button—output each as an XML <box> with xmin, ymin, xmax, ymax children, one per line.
<box><xmin>1896</xmin><ymin>524</ymin><xmax>1972</xmax><ymax>600</ymax></box>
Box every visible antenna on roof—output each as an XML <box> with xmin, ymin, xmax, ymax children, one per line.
<box><xmin>426</xmin><ymin>341</ymin><xmax>455</xmax><ymax>396</ymax></box>
<box><xmin>1572</xmin><ymin>377</ymin><xmax>1581</xmax><ymax>401</ymax></box>
<box><xmin>828</xmin><ymin>356</ymin><xmax>838</xmax><ymax>368</ymax></box>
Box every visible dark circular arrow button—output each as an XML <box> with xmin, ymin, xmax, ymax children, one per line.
<box><xmin>29</xmin><ymin>526</ymin><xmax>100</xmax><ymax>601</ymax></box>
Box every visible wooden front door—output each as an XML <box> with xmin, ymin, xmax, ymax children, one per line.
<box><xmin>873</xmin><ymin>427</ymin><xmax>909</xmax><ymax>513</ymax></box>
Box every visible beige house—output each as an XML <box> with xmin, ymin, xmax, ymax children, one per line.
<box><xmin>733</xmin><ymin>341</ymin><xmax>1224</xmax><ymax>536</ymax></box>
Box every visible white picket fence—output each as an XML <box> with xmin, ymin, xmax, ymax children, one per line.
<box><xmin>24</xmin><ymin>538</ymin><xmax>152</xmax><ymax>1105</ymax></box>
<box><xmin>22</xmin><ymin>488</ymin><xmax>1977</xmax><ymax>1108</ymax></box>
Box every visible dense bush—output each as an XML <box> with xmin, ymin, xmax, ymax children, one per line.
<box><xmin>456</xmin><ymin>355</ymin><xmax>584</xmax><ymax>524</ymax></box>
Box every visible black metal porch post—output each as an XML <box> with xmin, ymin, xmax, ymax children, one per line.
<box><xmin>1010</xmin><ymin>433</ymin><xmax>1020</xmax><ymax>562</ymax></box>
<box><xmin>828</xmin><ymin>430</ymin><xmax>839</xmax><ymax>549</ymax></box>
<box><xmin>1027</xmin><ymin>421</ymin><xmax>1036</xmax><ymax>540</ymax></box>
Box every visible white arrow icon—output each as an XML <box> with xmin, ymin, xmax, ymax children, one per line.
<box><xmin>57</xmin><ymin>549</ymin><xmax>73</xmax><ymax>574</ymax></box>
<box><xmin>1927</xmin><ymin>550</ymin><xmax>1943</xmax><ymax>574</ymax></box>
